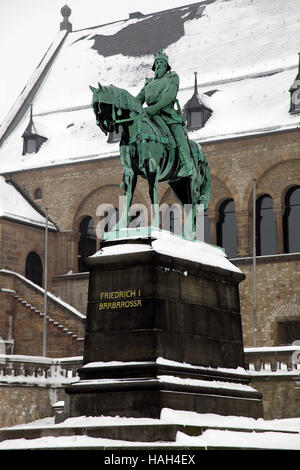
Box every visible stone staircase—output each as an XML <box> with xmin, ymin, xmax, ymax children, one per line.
<box><xmin>0</xmin><ymin>269</ymin><xmax>85</xmax><ymax>357</ymax></box>
<box><xmin>12</xmin><ymin>292</ymin><xmax>84</xmax><ymax>357</ymax></box>
<box><xmin>14</xmin><ymin>294</ymin><xmax>82</xmax><ymax>341</ymax></box>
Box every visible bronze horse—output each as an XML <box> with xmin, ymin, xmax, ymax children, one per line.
<box><xmin>90</xmin><ymin>83</ymin><xmax>212</xmax><ymax>238</ymax></box>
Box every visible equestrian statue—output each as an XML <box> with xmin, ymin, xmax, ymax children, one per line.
<box><xmin>90</xmin><ymin>50</ymin><xmax>212</xmax><ymax>239</ymax></box>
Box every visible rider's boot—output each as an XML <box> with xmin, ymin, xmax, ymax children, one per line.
<box><xmin>178</xmin><ymin>161</ymin><xmax>193</xmax><ymax>177</ymax></box>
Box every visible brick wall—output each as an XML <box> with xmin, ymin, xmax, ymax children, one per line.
<box><xmin>0</xmin><ymin>287</ymin><xmax>14</xmax><ymax>352</ymax></box>
<box><xmin>52</xmin><ymin>273</ymin><xmax>89</xmax><ymax>315</ymax></box>
<box><xmin>9</xmin><ymin>128</ymin><xmax>300</xmax><ymax>256</ymax></box>
<box><xmin>4</xmin><ymin>127</ymin><xmax>300</xmax><ymax>347</ymax></box>
<box><xmin>234</xmin><ymin>254</ymin><xmax>300</xmax><ymax>347</ymax></box>
<box><xmin>0</xmin><ymin>219</ymin><xmax>57</xmax><ymax>289</ymax></box>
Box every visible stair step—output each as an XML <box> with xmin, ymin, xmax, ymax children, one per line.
<box><xmin>12</xmin><ymin>291</ymin><xmax>82</xmax><ymax>340</ymax></box>
<box><xmin>0</xmin><ymin>421</ymin><xmax>299</xmax><ymax>450</ymax></box>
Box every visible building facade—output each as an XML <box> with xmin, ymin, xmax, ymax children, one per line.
<box><xmin>0</xmin><ymin>0</ymin><xmax>300</xmax><ymax>356</ymax></box>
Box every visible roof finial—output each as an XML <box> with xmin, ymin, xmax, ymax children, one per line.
<box><xmin>60</xmin><ymin>5</ymin><xmax>72</xmax><ymax>32</ymax></box>
<box><xmin>194</xmin><ymin>71</ymin><xmax>198</xmax><ymax>95</ymax></box>
<box><xmin>27</xmin><ymin>103</ymin><xmax>37</xmax><ymax>134</ymax></box>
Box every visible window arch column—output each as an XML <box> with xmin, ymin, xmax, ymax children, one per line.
<box><xmin>207</xmin><ymin>212</ymin><xmax>217</xmax><ymax>246</ymax></box>
<box><xmin>78</xmin><ymin>217</ymin><xmax>97</xmax><ymax>272</ymax></box>
<box><xmin>274</xmin><ymin>206</ymin><xmax>284</xmax><ymax>254</ymax></box>
<box><xmin>235</xmin><ymin>210</ymin><xmax>249</xmax><ymax>257</ymax></box>
<box><xmin>59</xmin><ymin>230</ymin><xmax>79</xmax><ymax>274</ymax></box>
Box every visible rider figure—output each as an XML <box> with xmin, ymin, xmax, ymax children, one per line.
<box><xmin>136</xmin><ymin>50</ymin><xmax>193</xmax><ymax>177</ymax></box>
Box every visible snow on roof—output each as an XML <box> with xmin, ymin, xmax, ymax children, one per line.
<box><xmin>1</xmin><ymin>0</ymin><xmax>300</xmax><ymax>173</ymax></box>
<box><xmin>0</xmin><ymin>177</ymin><xmax>56</xmax><ymax>229</ymax></box>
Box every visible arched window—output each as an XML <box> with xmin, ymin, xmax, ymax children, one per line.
<box><xmin>25</xmin><ymin>252</ymin><xmax>43</xmax><ymax>287</ymax></box>
<box><xmin>277</xmin><ymin>321</ymin><xmax>300</xmax><ymax>345</ymax></box>
<box><xmin>78</xmin><ymin>217</ymin><xmax>97</xmax><ymax>272</ymax></box>
<box><xmin>34</xmin><ymin>188</ymin><xmax>42</xmax><ymax>200</ymax></box>
<box><xmin>256</xmin><ymin>195</ymin><xmax>276</xmax><ymax>256</ymax></box>
<box><xmin>217</xmin><ymin>199</ymin><xmax>237</xmax><ymax>258</ymax></box>
<box><xmin>283</xmin><ymin>186</ymin><xmax>300</xmax><ymax>253</ymax></box>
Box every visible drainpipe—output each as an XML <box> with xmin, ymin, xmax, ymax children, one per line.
<box><xmin>43</xmin><ymin>208</ymin><xmax>48</xmax><ymax>357</ymax></box>
<box><xmin>253</xmin><ymin>179</ymin><xmax>257</xmax><ymax>347</ymax></box>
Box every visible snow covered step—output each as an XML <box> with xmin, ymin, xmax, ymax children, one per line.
<box><xmin>0</xmin><ymin>415</ymin><xmax>300</xmax><ymax>450</ymax></box>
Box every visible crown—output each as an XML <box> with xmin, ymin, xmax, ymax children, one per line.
<box><xmin>154</xmin><ymin>49</ymin><xmax>169</xmax><ymax>63</ymax></box>
<box><xmin>152</xmin><ymin>50</ymin><xmax>171</xmax><ymax>71</ymax></box>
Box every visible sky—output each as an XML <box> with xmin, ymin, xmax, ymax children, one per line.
<box><xmin>0</xmin><ymin>0</ymin><xmax>202</xmax><ymax>123</ymax></box>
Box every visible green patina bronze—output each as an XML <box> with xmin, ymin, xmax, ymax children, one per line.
<box><xmin>90</xmin><ymin>50</ymin><xmax>212</xmax><ymax>239</ymax></box>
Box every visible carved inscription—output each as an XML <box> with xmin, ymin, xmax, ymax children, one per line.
<box><xmin>99</xmin><ymin>289</ymin><xmax>142</xmax><ymax>310</ymax></box>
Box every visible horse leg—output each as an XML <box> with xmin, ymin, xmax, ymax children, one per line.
<box><xmin>169</xmin><ymin>178</ymin><xmax>197</xmax><ymax>240</ymax></box>
<box><xmin>116</xmin><ymin>169</ymin><xmax>137</xmax><ymax>230</ymax></box>
<box><xmin>183</xmin><ymin>203</ymin><xmax>196</xmax><ymax>240</ymax></box>
<box><xmin>116</xmin><ymin>145</ymin><xmax>138</xmax><ymax>230</ymax></box>
<box><xmin>146</xmin><ymin>169</ymin><xmax>160</xmax><ymax>229</ymax></box>
<box><xmin>183</xmin><ymin>177</ymin><xmax>200</xmax><ymax>240</ymax></box>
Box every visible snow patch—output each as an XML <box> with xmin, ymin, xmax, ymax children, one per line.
<box><xmin>92</xmin><ymin>229</ymin><xmax>242</xmax><ymax>274</ymax></box>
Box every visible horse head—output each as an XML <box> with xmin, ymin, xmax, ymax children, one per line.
<box><xmin>90</xmin><ymin>83</ymin><xmax>143</xmax><ymax>136</ymax></box>
<box><xmin>89</xmin><ymin>84</ymin><xmax>116</xmax><ymax>135</ymax></box>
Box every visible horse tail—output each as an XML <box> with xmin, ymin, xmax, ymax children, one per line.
<box><xmin>199</xmin><ymin>160</ymin><xmax>212</xmax><ymax>210</ymax></box>
<box><xmin>189</xmin><ymin>141</ymin><xmax>212</xmax><ymax>210</ymax></box>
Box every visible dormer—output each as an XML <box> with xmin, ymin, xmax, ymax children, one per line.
<box><xmin>129</xmin><ymin>11</ymin><xmax>144</xmax><ymax>19</ymax></box>
<box><xmin>22</xmin><ymin>105</ymin><xmax>47</xmax><ymax>155</ymax></box>
<box><xmin>183</xmin><ymin>72</ymin><xmax>212</xmax><ymax>130</ymax></box>
<box><xmin>289</xmin><ymin>52</ymin><xmax>300</xmax><ymax>115</ymax></box>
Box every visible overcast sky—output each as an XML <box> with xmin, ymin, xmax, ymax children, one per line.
<box><xmin>0</xmin><ymin>0</ymin><xmax>202</xmax><ymax>123</ymax></box>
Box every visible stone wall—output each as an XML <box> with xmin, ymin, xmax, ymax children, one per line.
<box><xmin>0</xmin><ymin>373</ymin><xmax>299</xmax><ymax>426</ymax></box>
<box><xmin>0</xmin><ymin>384</ymin><xmax>65</xmax><ymax>428</ymax></box>
<box><xmin>0</xmin><ymin>356</ymin><xmax>81</xmax><ymax>428</ymax></box>
<box><xmin>250</xmin><ymin>375</ymin><xmax>300</xmax><ymax>420</ymax></box>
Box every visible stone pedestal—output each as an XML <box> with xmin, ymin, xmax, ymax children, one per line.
<box><xmin>65</xmin><ymin>230</ymin><xmax>263</xmax><ymax>419</ymax></box>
